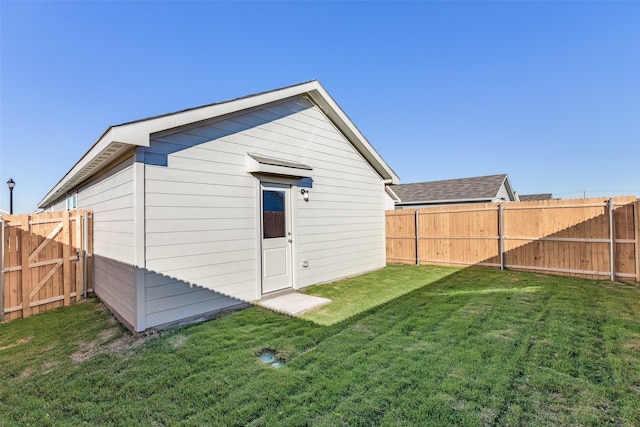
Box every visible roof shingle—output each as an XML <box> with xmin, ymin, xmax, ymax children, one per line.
<box><xmin>518</xmin><ymin>193</ymin><xmax>554</xmax><ymax>201</ymax></box>
<box><xmin>391</xmin><ymin>174</ymin><xmax>509</xmax><ymax>204</ymax></box>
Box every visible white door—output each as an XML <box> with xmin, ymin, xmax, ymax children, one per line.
<box><xmin>261</xmin><ymin>183</ymin><xmax>292</xmax><ymax>294</ymax></box>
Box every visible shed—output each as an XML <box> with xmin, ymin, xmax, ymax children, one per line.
<box><xmin>38</xmin><ymin>80</ymin><xmax>399</xmax><ymax>332</ymax></box>
<box><xmin>390</xmin><ymin>174</ymin><xmax>518</xmax><ymax>209</ymax></box>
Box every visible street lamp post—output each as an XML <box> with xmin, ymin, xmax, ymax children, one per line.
<box><xmin>7</xmin><ymin>178</ymin><xmax>15</xmax><ymax>215</ymax></box>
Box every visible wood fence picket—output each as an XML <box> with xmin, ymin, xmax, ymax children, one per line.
<box><xmin>386</xmin><ymin>197</ymin><xmax>639</xmax><ymax>282</ymax></box>
<box><xmin>1</xmin><ymin>210</ymin><xmax>93</xmax><ymax>322</ymax></box>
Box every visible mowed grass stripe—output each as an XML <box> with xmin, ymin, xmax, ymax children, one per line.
<box><xmin>1</xmin><ymin>265</ymin><xmax>639</xmax><ymax>426</ymax></box>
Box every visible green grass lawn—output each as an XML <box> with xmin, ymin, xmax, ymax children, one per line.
<box><xmin>1</xmin><ymin>265</ymin><xmax>639</xmax><ymax>426</ymax></box>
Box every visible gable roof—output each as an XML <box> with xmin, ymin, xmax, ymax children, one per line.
<box><xmin>38</xmin><ymin>80</ymin><xmax>399</xmax><ymax>208</ymax></box>
<box><xmin>391</xmin><ymin>174</ymin><xmax>515</xmax><ymax>205</ymax></box>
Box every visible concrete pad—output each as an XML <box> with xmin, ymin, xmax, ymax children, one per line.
<box><xmin>258</xmin><ymin>292</ymin><xmax>331</xmax><ymax>317</ymax></box>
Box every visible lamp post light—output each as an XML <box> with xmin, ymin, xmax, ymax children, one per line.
<box><xmin>7</xmin><ymin>178</ymin><xmax>15</xmax><ymax>215</ymax></box>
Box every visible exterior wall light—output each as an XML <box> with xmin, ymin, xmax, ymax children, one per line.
<box><xmin>301</xmin><ymin>189</ymin><xmax>309</xmax><ymax>202</ymax></box>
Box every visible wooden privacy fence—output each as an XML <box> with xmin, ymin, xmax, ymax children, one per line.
<box><xmin>386</xmin><ymin>196</ymin><xmax>640</xmax><ymax>282</ymax></box>
<box><xmin>1</xmin><ymin>210</ymin><xmax>93</xmax><ymax>322</ymax></box>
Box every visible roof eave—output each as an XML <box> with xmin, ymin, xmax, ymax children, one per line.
<box><xmin>385</xmin><ymin>185</ymin><xmax>401</xmax><ymax>202</ymax></box>
<box><xmin>306</xmin><ymin>84</ymin><xmax>400</xmax><ymax>185</ymax></box>
<box><xmin>396</xmin><ymin>197</ymin><xmax>497</xmax><ymax>206</ymax></box>
<box><xmin>37</xmin><ymin>128</ymin><xmax>139</xmax><ymax>208</ymax></box>
<box><xmin>38</xmin><ymin>80</ymin><xmax>400</xmax><ymax>208</ymax></box>
<box><xmin>500</xmin><ymin>175</ymin><xmax>517</xmax><ymax>201</ymax></box>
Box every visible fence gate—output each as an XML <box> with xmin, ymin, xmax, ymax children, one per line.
<box><xmin>1</xmin><ymin>210</ymin><xmax>92</xmax><ymax>322</ymax></box>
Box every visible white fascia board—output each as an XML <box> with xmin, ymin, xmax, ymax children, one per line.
<box><xmin>385</xmin><ymin>185</ymin><xmax>401</xmax><ymax>202</ymax></box>
<box><xmin>116</xmin><ymin>81</ymin><xmax>325</xmax><ymax>146</ymax></box>
<box><xmin>502</xmin><ymin>175</ymin><xmax>517</xmax><ymax>201</ymax></box>
<box><xmin>38</xmin><ymin>80</ymin><xmax>400</xmax><ymax>207</ymax></box>
<box><xmin>306</xmin><ymin>84</ymin><xmax>400</xmax><ymax>185</ymax></box>
<box><xmin>37</xmin><ymin>129</ymin><xmax>133</xmax><ymax>208</ymax></box>
<box><xmin>38</xmin><ymin>84</ymin><xmax>320</xmax><ymax>208</ymax></box>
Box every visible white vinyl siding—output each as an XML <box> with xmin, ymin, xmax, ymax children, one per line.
<box><xmin>76</xmin><ymin>157</ymin><xmax>135</xmax><ymax>265</ymax></box>
<box><xmin>36</xmin><ymin>83</ymin><xmax>396</xmax><ymax>332</ymax></box>
<box><xmin>496</xmin><ymin>183</ymin><xmax>513</xmax><ymax>202</ymax></box>
<box><xmin>384</xmin><ymin>191</ymin><xmax>397</xmax><ymax>210</ymax></box>
<box><xmin>94</xmin><ymin>256</ymin><xmax>137</xmax><ymax>330</ymax></box>
<box><xmin>50</xmin><ymin>199</ymin><xmax>67</xmax><ymax>211</ymax></box>
<box><xmin>143</xmin><ymin>96</ymin><xmax>385</xmax><ymax>311</ymax></box>
<box><xmin>72</xmin><ymin>157</ymin><xmax>137</xmax><ymax>329</ymax></box>
<box><xmin>143</xmin><ymin>271</ymin><xmax>244</xmax><ymax>329</ymax></box>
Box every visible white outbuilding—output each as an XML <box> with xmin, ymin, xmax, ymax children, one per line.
<box><xmin>38</xmin><ymin>80</ymin><xmax>399</xmax><ymax>332</ymax></box>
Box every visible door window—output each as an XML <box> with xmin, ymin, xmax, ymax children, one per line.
<box><xmin>263</xmin><ymin>190</ymin><xmax>286</xmax><ymax>238</ymax></box>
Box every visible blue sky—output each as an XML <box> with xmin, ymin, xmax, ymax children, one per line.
<box><xmin>1</xmin><ymin>1</ymin><xmax>639</xmax><ymax>214</ymax></box>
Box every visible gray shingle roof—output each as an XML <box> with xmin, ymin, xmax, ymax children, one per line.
<box><xmin>391</xmin><ymin>174</ymin><xmax>509</xmax><ymax>204</ymax></box>
<box><xmin>519</xmin><ymin>193</ymin><xmax>553</xmax><ymax>201</ymax></box>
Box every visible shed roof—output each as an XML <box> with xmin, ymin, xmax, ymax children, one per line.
<box><xmin>38</xmin><ymin>80</ymin><xmax>399</xmax><ymax>208</ymax></box>
<box><xmin>391</xmin><ymin>174</ymin><xmax>514</xmax><ymax>205</ymax></box>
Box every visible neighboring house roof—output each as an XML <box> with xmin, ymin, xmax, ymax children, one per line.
<box><xmin>391</xmin><ymin>174</ymin><xmax>517</xmax><ymax>206</ymax></box>
<box><xmin>38</xmin><ymin>80</ymin><xmax>400</xmax><ymax>208</ymax></box>
<box><xmin>519</xmin><ymin>193</ymin><xmax>554</xmax><ymax>201</ymax></box>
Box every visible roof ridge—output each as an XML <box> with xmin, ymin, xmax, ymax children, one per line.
<box><xmin>394</xmin><ymin>173</ymin><xmax>507</xmax><ymax>187</ymax></box>
<box><xmin>113</xmin><ymin>80</ymin><xmax>319</xmax><ymax>128</ymax></box>
<box><xmin>391</xmin><ymin>174</ymin><xmax>512</xmax><ymax>204</ymax></box>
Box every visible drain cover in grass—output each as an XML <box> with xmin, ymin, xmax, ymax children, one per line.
<box><xmin>258</xmin><ymin>350</ymin><xmax>285</xmax><ymax>368</ymax></box>
<box><xmin>260</xmin><ymin>352</ymin><xmax>276</xmax><ymax>363</ymax></box>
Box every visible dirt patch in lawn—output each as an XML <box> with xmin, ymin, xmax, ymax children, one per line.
<box><xmin>167</xmin><ymin>334</ymin><xmax>188</xmax><ymax>349</ymax></box>
<box><xmin>0</xmin><ymin>336</ymin><xmax>33</xmax><ymax>351</ymax></box>
<box><xmin>486</xmin><ymin>329</ymin><xmax>518</xmax><ymax>341</ymax></box>
<box><xmin>70</xmin><ymin>329</ymin><xmax>159</xmax><ymax>364</ymax></box>
<box><xmin>42</xmin><ymin>360</ymin><xmax>59</xmax><ymax>375</ymax></box>
<box><xmin>622</xmin><ymin>336</ymin><xmax>640</xmax><ymax>352</ymax></box>
<box><xmin>19</xmin><ymin>366</ymin><xmax>36</xmax><ymax>380</ymax></box>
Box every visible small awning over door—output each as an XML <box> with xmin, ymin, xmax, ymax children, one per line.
<box><xmin>246</xmin><ymin>153</ymin><xmax>313</xmax><ymax>178</ymax></box>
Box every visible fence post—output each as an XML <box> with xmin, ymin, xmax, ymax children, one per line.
<box><xmin>608</xmin><ymin>198</ymin><xmax>615</xmax><ymax>281</ymax></box>
<box><xmin>73</xmin><ymin>210</ymin><xmax>84</xmax><ymax>302</ymax></box>
<box><xmin>415</xmin><ymin>210</ymin><xmax>420</xmax><ymax>266</ymax></box>
<box><xmin>62</xmin><ymin>211</ymin><xmax>72</xmax><ymax>306</ymax></box>
<box><xmin>1</xmin><ymin>218</ymin><xmax>5</xmax><ymax>323</ymax></box>
<box><xmin>83</xmin><ymin>210</ymin><xmax>89</xmax><ymax>297</ymax></box>
<box><xmin>635</xmin><ymin>200</ymin><xmax>640</xmax><ymax>283</ymax></box>
<box><xmin>499</xmin><ymin>204</ymin><xmax>504</xmax><ymax>270</ymax></box>
<box><xmin>20</xmin><ymin>215</ymin><xmax>32</xmax><ymax>318</ymax></box>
